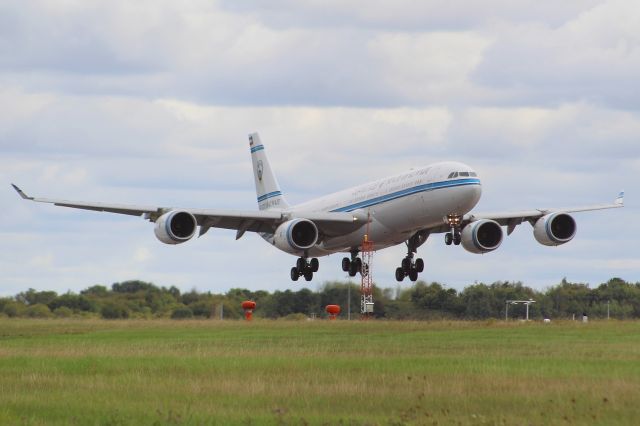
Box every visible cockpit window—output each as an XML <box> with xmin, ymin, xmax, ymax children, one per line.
<box><xmin>459</xmin><ymin>171</ymin><xmax>469</xmax><ymax>177</ymax></box>
<box><xmin>470</xmin><ymin>172</ymin><xmax>477</xmax><ymax>177</ymax></box>
<box><xmin>447</xmin><ymin>172</ymin><xmax>455</xmax><ymax>179</ymax></box>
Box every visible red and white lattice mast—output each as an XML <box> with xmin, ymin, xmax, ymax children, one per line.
<box><xmin>360</xmin><ymin>217</ymin><xmax>374</xmax><ymax>319</ymax></box>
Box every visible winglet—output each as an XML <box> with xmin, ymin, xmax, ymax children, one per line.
<box><xmin>615</xmin><ymin>190</ymin><xmax>624</xmax><ymax>206</ymax></box>
<box><xmin>11</xmin><ymin>184</ymin><xmax>33</xmax><ymax>200</ymax></box>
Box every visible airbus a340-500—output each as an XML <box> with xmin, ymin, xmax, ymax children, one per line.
<box><xmin>13</xmin><ymin>133</ymin><xmax>624</xmax><ymax>282</ymax></box>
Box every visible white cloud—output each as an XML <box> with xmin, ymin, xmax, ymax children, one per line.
<box><xmin>0</xmin><ymin>0</ymin><xmax>638</xmax><ymax>295</ymax></box>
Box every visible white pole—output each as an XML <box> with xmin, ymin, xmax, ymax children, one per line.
<box><xmin>526</xmin><ymin>302</ymin><xmax>530</xmax><ymax>321</ymax></box>
<box><xmin>347</xmin><ymin>283</ymin><xmax>351</xmax><ymax>320</ymax></box>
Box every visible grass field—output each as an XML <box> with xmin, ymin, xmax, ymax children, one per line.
<box><xmin>0</xmin><ymin>319</ymin><xmax>638</xmax><ymax>425</ymax></box>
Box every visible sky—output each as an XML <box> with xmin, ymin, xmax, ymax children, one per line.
<box><xmin>1</xmin><ymin>0</ymin><xmax>639</xmax><ymax>296</ymax></box>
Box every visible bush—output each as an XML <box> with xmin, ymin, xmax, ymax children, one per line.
<box><xmin>171</xmin><ymin>306</ymin><xmax>193</xmax><ymax>319</ymax></box>
<box><xmin>3</xmin><ymin>301</ymin><xmax>26</xmax><ymax>318</ymax></box>
<box><xmin>101</xmin><ymin>303</ymin><xmax>130</xmax><ymax>319</ymax></box>
<box><xmin>26</xmin><ymin>304</ymin><xmax>52</xmax><ymax>318</ymax></box>
<box><xmin>53</xmin><ymin>306</ymin><xmax>73</xmax><ymax>318</ymax></box>
<box><xmin>280</xmin><ymin>313</ymin><xmax>308</xmax><ymax>321</ymax></box>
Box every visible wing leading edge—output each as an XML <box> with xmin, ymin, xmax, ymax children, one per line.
<box><xmin>10</xmin><ymin>184</ymin><xmax>366</xmax><ymax>239</ymax></box>
<box><xmin>462</xmin><ymin>191</ymin><xmax>624</xmax><ymax>235</ymax></box>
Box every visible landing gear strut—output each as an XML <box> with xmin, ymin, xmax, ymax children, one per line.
<box><xmin>290</xmin><ymin>257</ymin><xmax>319</xmax><ymax>282</ymax></box>
<box><xmin>341</xmin><ymin>250</ymin><xmax>363</xmax><ymax>277</ymax></box>
<box><xmin>444</xmin><ymin>214</ymin><xmax>462</xmax><ymax>246</ymax></box>
<box><xmin>395</xmin><ymin>231</ymin><xmax>428</xmax><ymax>282</ymax></box>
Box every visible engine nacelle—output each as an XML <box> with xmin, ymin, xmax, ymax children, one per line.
<box><xmin>533</xmin><ymin>212</ymin><xmax>576</xmax><ymax>246</ymax></box>
<box><xmin>154</xmin><ymin>210</ymin><xmax>197</xmax><ymax>245</ymax></box>
<box><xmin>273</xmin><ymin>219</ymin><xmax>319</xmax><ymax>255</ymax></box>
<box><xmin>461</xmin><ymin>219</ymin><xmax>503</xmax><ymax>254</ymax></box>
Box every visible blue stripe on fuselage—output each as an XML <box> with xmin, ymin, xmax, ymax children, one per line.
<box><xmin>330</xmin><ymin>178</ymin><xmax>481</xmax><ymax>212</ymax></box>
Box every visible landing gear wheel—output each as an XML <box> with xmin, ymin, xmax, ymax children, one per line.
<box><xmin>401</xmin><ymin>257</ymin><xmax>411</xmax><ymax>273</ymax></box>
<box><xmin>415</xmin><ymin>258</ymin><xmax>424</xmax><ymax>273</ymax></box>
<box><xmin>445</xmin><ymin>233</ymin><xmax>453</xmax><ymax>246</ymax></box>
<box><xmin>395</xmin><ymin>267</ymin><xmax>405</xmax><ymax>282</ymax></box>
<box><xmin>409</xmin><ymin>269</ymin><xmax>418</xmax><ymax>282</ymax></box>
<box><xmin>341</xmin><ymin>257</ymin><xmax>350</xmax><ymax>272</ymax></box>
<box><xmin>355</xmin><ymin>258</ymin><xmax>363</xmax><ymax>273</ymax></box>
<box><xmin>453</xmin><ymin>233</ymin><xmax>461</xmax><ymax>246</ymax></box>
<box><xmin>296</xmin><ymin>258</ymin><xmax>306</xmax><ymax>270</ymax></box>
<box><xmin>304</xmin><ymin>270</ymin><xmax>313</xmax><ymax>281</ymax></box>
<box><xmin>310</xmin><ymin>258</ymin><xmax>319</xmax><ymax>273</ymax></box>
<box><xmin>348</xmin><ymin>262</ymin><xmax>358</xmax><ymax>277</ymax></box>
<box><xmin>290</xmin><ymin>267</ymin><xmax>299</xmax><ymax>281</ymax></box>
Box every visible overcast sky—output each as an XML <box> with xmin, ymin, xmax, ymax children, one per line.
<box><xmin>1</xmin><ymin>0</ymin><xmax>638</xmax><ymax>296</ymax></box>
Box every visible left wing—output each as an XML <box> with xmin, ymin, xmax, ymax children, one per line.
<box><xmin>11</xmin><ymin>184</ymin><xmax>366</xmax><ymax>239</ymax></box>
<box><xmin>462</xmin><ymin>191</ymin><xmax>625</xmax><ymax>235</ymax></box>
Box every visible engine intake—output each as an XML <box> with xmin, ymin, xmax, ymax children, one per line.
<box><xmin>461</xmin><ymin>219</ymin><xmax>503</xmax><ymax>254</ymax></box>
<box><xmin>533</xmin><ymin>213</ymin><xmax>576</xmax><ymax>246</ymax></box>
<box><xmin>273</xmin><ymin>219</ymin><xmax>319</xmax><ymax>255</ymax></box>
<box><xmin>154</xmin><ymin>210</ymin><xmax>197</xmax><ymax>244</ymax></box>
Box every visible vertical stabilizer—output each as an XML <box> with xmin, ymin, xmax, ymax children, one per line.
<box><xmin>249</xmin><ymin>133</ymin><xmax>289</xmax><ymax>211</ymax></box>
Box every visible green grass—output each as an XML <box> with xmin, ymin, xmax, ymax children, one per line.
<box><xmin>0</xmin><ymin>319</ymin><xmax>638</xmax><ymax>425</ymax></box>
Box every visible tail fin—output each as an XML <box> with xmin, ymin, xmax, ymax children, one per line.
<box><xmin>249</xmin><ymin>133</ymin><xmax>289</xmax><ymax>211</ymax></box>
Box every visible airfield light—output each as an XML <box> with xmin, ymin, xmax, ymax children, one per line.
<box><xmin>325</xmin><ymin>304</ymin><xmax>341</xmax><ymax>320</ymax></box>
<box><xmin>241</xmin><ymin>300</ymin><xmax>256</xmax><ymax>321</ymax></box>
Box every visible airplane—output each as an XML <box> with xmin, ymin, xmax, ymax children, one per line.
<box><xmin>12</xmin><ymin>132</ymin><xmax>624</xmax><ymax>282</ymax></box>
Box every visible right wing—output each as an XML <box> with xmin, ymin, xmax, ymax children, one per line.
<box><xmin>11</xmin><ymin>184</ymin><xmax>366</xmax><ymax>239</ymax></box>
<box><xmin>463</xmin><ymin>191</ymin><xmax>625</xmax><ymax>235</ymax></box>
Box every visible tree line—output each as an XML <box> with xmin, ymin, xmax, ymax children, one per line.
<box><xmin>0</xmin><ymin>277</ymin><xmax>638</xmax><ymax>320</ymax></box>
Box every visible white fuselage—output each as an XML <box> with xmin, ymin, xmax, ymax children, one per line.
<box><xmin>268</xmin><ymin>161</ymin><xmax>482</xmax><ymax>256</ymax></box>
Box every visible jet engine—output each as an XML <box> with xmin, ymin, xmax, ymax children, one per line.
<box><xmin>533</xmin><ymin>212</ymin><xmax>576</xmax><ymax>246</ymax></box>
<box><xmin>273</xmin><ymin>218</ymin><xmax>319</xmax><ymax>255</ymax></box>
<box><xmin>461</xmin><ymin>219</ymin><xmax>503</xmax><ymax>254</ymax></box>
<box><xmin>154</xmin><ymin>210</ymin><xmax>197</xmax><ymax>244</ymax></box>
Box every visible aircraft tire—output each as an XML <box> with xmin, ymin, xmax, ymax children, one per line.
<box><xmin>395</xmin><ymin>267</ymin><xmax>405</xmax><ymax>282</ymax></box>
<box><xmin>445</xmin><ymin>233</ymin><xmax>453</xmax><ymax>245</ymax></box>
<box><xmin>401</xmin><ymin>257</ymin><xmax>411</xmax><ymax>273</ymax></box>
<box><xmin>415</xmin><ymin>258</ymin><xmax>424</xmax><ymax>273</ymax></box>
<box><xmin>296</xmin><ymin>258</ymin><xmax>306</xmax><ymax>270</ymax></box>
<box><xmin>409</xmin><ymin>269</ymin><xmax>418</xmax><ymax>282</ymax></box>
<box><xmin>341</xmin><ymin>257</ymin><xmax>350</xmax><ymax>272</ymax></box>
<box><xmin>304</xmin><ymin>270</ymin><xmax>313</xmax><ymax>281</ymax></box>
<box><xmin>348</xmin><ymin>263</ymin><xmax>358</xmax><ymax>277</ymax></box>
<box><xmin>310</xmin><ymin>258</ymin><xmax>319</xmax><ymax>272</ymax></box>
<box><xmin>291</xmin><ymin>267</ymin><xmax>299</xmax><ymax>281</ymax></box>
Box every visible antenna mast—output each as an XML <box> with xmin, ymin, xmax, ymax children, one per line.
<box><xmin>360</xmin><ymin>214</ymin><xmax>374</xmax><ymax>319</ymax></box>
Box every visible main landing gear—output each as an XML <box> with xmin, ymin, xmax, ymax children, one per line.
<box><xmin>341</xmin><ymin>250</ymin><xmax>364</xmax><ymax>277</ymax></box>
<box><xmin>395</xmin><ymin>231</ymin><xmax>428</xmax><ymax>282</ymax></box>
<box><xmin>395</xmin><ymin>251</ymin><xmax>424</xmax><ymax>282</ymax></box>
<box><xmin>444</xmin><ymin>214</ymin><xmax>462</xmax><ymax>246</ymax></box>
<box><xmin>290</xmin><ymin>257</ymin><xmax>319</xmax><ymax>282</ymax></box>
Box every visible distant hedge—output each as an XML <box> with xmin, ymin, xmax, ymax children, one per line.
<box><xmin>1</xmin><ymin>277</ymin><xmax>639</xmax><ymax>320</ymax></box>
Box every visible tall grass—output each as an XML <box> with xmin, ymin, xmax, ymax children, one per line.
<box><xmin>0</xmin><ymin>319</ymin><xmax>638</xmax><ymax>425</ymax></box>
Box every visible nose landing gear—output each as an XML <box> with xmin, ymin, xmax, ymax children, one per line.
<box><xmin>290</xmin><ymin>257</ymin><xmax>319</xmax><ymax>281</ymax></box>
<box><xmin>444</xmin><ymin>214</ymin><xmax>462</xmax><ymax>246</ymax></box>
